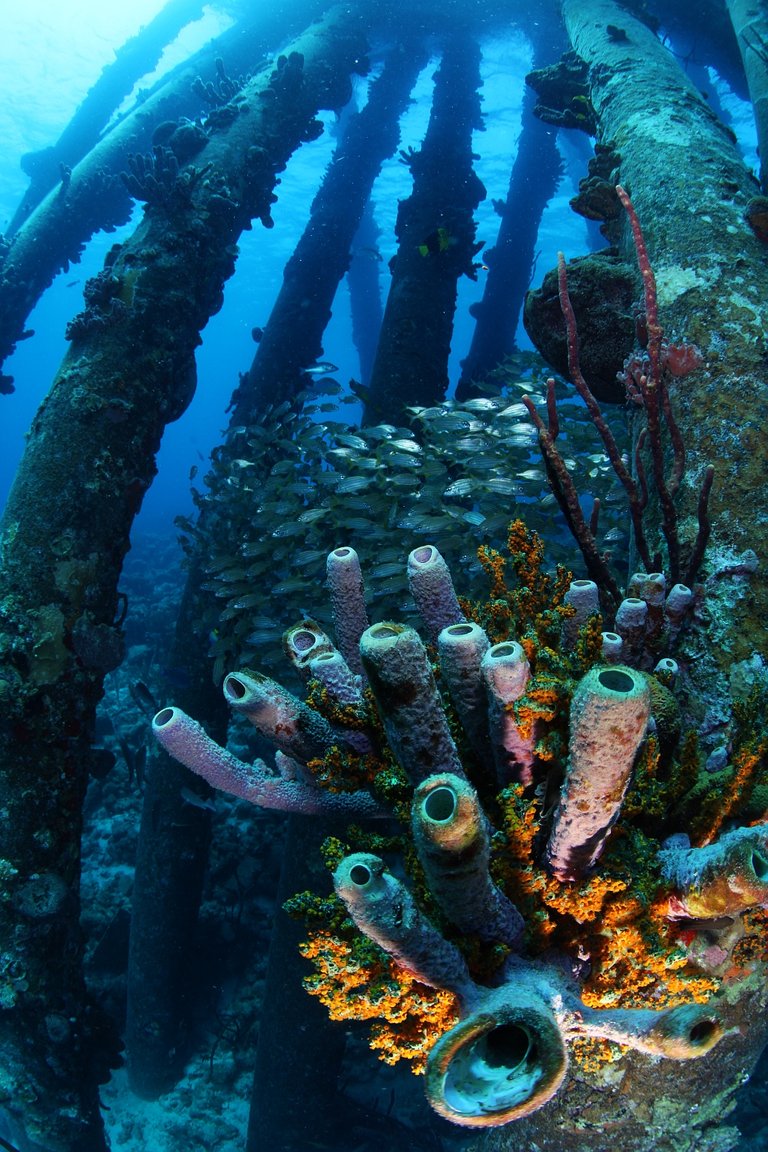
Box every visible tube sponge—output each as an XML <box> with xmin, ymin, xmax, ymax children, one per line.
<box><xmin>614</xmin><ymin>597</ymin><xmax>648</xmax><ymax>665</ymax></box>
<box><xmin>562</xmin><ymin>578</ymin><xmax>600</xmax><ymax>648</ymax></box>
<box><xmin>282</xmin><ymin>620</ymin><xmax>335</xmax><ymax>678</ymax></box>
<box><xmin>437</xmin><ymin>622</ymin><xmax>492</xmax><ymax>763</ymax></box>
<box><xmin>546</xmin><ymin>665</ymin><xmax>651</xmax><ymax>881</ymax></box>
<box><xmin>223</xmin><ymin>669</ymin><xmax>335</xmax><ymax>764</ymax></box>
<box><xmin>481</xmin><ymin>640</ymin><xmax>535</xmax><ymax>785</ymax></box>
<box><xmin>326</xmin><ymin>546</ymin><xmax>369</xmax><ymax>675</ymax></box>
<box><xmin>424</xmin><ymin>978</ymin><xmax>568</xmax><ymax>1126</ymax></box>
<box><xmin>660</xmin><ymin>824</ymin><xmax>768</xmax><ymax>919</ymax></box>
<box><xmin>577</xmin><ymin>1000</ymin><xmax>723</xmax><ymax>1060</ymax></box>
<box><xmin>333</xmin><ymin>852</ymin><xmax>474</xmax><ymax>1000</ymax></box>
<box><xmin>152</xmin><ymin>705</ymin><xmax>270</xmax><ymax>804</ymax></box>
<box><xmin>412</xmin><ymin>773</ymin><xmax>525</xmax><ymax>948</ymax></box>
<box><xmin>152</xmin><ymin>706</ymin><xmax>384</xmax><ymax>817</ymax></box>
<box><xmin>359</xmin><ymin>622</ymin><xmax>464</xmax><ymax>783</ymax></box>
<box><xmin>407</xmin><ymin>545</ymin><xmax>466</xmax><ymax>642</ymax></box>
<box><xmin>307</xmin><ymin>649</ymin><xmax>364</xmax><ymax>707</ymax></box>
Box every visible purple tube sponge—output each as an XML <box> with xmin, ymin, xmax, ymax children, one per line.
<box><xmin>224</xmin><ymin>669</ymin><xmax>335</xmax><ymax>764</ymax></box>
<box><xmin>333</xmin><ymin>852</ymin><xmax>475</xmax><ymax>1002</ymax></box>
<box><xmin>546</xmin><ymin>665</ymin><xmax>651</xmax><ymax>882</ymax></box>
<box><xmin>359</xmin><ymin>622</ymin><xmax>464</xmax><ymax>783</ymax></box>
<box><xmin>664</xmin><ymin>582</ymin><xmax>694</xmax><ymax>644</ymax></box>
<box><xmin>326</xmin><ymin>546</ymin><xmax>369</xmax><ymax>676</ymax></box>
<box><xmin>614</xmin><ymin>597</ymin><xmax>648</xmax><ymax>665</ymax></box>
<box><xmin>307</xmin><ymin>649</ymin><xmax>364</xmax><ymax>706</ymax></box>
<box><xmin>152</xmin><ymin>707</ymin><xmax>384</xmax><ymax>817</ymax></box>
<box><xmin>437</xmin><ymin>621</ymin><xmax>492</xmax><ymax>763</ymax></box>
<box><xmin>481</xmin><ymin>640</ymin><xmax>535</xmax><ymax>785</ymax></box>
<box><xmin>659</xmin><ymin>824</ymin><xmax>768</xmax><ymax>920</ymax></box>
<box><xmin>601</xmin><ymin>630</ymin><xmax>623</xmax><ymax>662</ymax></box>
<box><xmin>562</xmin><ymin>578</ymin><xmax>600</xmax><ymax>648</ymax></box>
<box><xmin>412</xmin><ymin>773</ymin><xmax>525</xmax><ymax>948</ymax></box>
<box><xmin>407</xmin><ymin>544</ymin><xmax>466</xmax><ymax>643</ymax></box>
<box><xmin>628</xmin><ymin>570</ymin><xmax>666</xmax><ymax>644</ymax></box>
<box><xmin>308</xmin><ymin>649</ymin><xmax>373</xmax><ymax>755</ymax></box>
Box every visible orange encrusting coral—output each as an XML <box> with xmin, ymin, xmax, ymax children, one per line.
<box><xmin>299</xmin><ymin>929</ymin><xmax>461</xmax><ymax>1072</ymax></box>
<box><xmin>496</xmin><ymin>785</ymin><xmax>720</xmax><ymax>1011</ymax></box>
<box><xmin>507</xmin><ymin>518</ymin><xmax>550</xmax><ymax>604</ymax></box>
<box><xmin>569</xmin><ymin>1034</ymin><xmax>627</xmax><ymax>1074</ymax></box>
<box><xmin>477</xmin><ymin>544</ymin><xmax>507</xmax><ymax>602</ymax></box>
<box><xmin>512</xmin><ymin>669</ymin><xmax>565</xmax><ymax>738</ymax></box>
<box><xmin>472</xmin><ymin>521</ymin><xmax>573</xmax><ymax>645</ymax></box>
<box><xmin>581</xmin><ymin>906</ymin><xmax>719</xmax><ymax>1010</ymax></box>
<box><xmin>691</xmin><ymin>735</ymin><xmax>768</xmax><ymax>846</ymax></box>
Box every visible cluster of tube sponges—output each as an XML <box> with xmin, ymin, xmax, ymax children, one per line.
<box><xmin>153</xmin><ymin>537</ymin><xmax>768</xmax><ymax>1127</ymax></box>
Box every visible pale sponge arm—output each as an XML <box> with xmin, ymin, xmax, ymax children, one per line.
<box><xmin>152</xmin><ymin>706</ymin><xmax>385</xmax><ymax>817</ymax></box>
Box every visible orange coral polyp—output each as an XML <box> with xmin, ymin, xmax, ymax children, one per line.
<box><xmin>300</xmin><ymin>929</ymin><xmax>460</xmax><ymax>1071</ymax></box>
<box><xmin>477</xmin><ymin>545</ymin><xmax>507</xmax><ymax>601</ymax></box>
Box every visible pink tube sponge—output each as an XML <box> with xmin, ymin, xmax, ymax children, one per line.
<box><xmin>407</xmin><ymin>544</ymin><xmax>466</xmax><ymax>642</ymax></box>
<box><xmin>481</xmin><ymin>640</ymin><xmax>535</xmax><ymax>785</ymax></box>
<box><xmin>152</xmin><ymin>706</ymin><xmax>384</xmax><ymax>817</ymax></box>
<box><xmin>326</xmin><ymin>546</ymin><xmax>369</xmax><ymax>675</ymax></box>
<box><xmin>546</xmin><ymin>665</ymin><xmax>650</xmax><ymax>881</ymax></box>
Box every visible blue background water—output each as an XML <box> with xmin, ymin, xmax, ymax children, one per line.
<box><xmin>0</xmin><ymin>2</ymin><xmax>585</xmax><ymax>539</ymax></box>
<box><xmin>0</xmin><ymin>5</ymin><xmax>757</xmax><ymax>537</ymax></box>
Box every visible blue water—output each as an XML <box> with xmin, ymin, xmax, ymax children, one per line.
<box><xmin>1</xmin><ymin>6</ymin><xmax>756</xmax><ymax>537</ymax></box>
<box><xmin>0</xmin><ymin>6</ymin><xmax>598</xmax><ymax>539</ymax></box>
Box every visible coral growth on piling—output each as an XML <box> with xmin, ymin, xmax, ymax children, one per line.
<box><xmin>153</xmin><ymin>519</ymin><xmax>768</xmax><ymax>1129</ymax></box>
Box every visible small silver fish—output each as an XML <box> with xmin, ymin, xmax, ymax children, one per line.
<box><xmin>462</xmin><ymin>397</ymin><xmax>502</xmax><ymax>411</ymax></box>
<box><xmin>483</xmin><ymin>478</ymin><xmax>519</xmax><ymax>495</ymax></box>
<box><xmin>335</xmin><ymin>433</ymin><xmax>368</xmax><ymax>450</ymax></box>
<box><xmin>335</xmin><ymin>476</ymin><xmax>372</xmax><ymax>494</ymax></box>
<box><xmin>496</xmin><ymin>403</ymin><xmax>530</xmax><ymax>418</ymax></box>
<box><xmin>370</xmin><ymin>563</ymin><xmax>404</xmax><ymax>579</ymax></box>
<box><xmin>444</xmin><ymin>479</ymin><xmax>474</xmax><ymax>497</ymax></box>
<box><xmin>180</xmin><ymin>787</ymin><xmax>216</xmax><ymax>812</ymax></box>
<box><xmin>306</xmin><ymin>361</ymin><xmax>339</xmax><ymax>375</ymax></box>
<box><xmin>387</xmin><ymin>453</ymin><xmax>422</xmax><ymax>467</ymax></box>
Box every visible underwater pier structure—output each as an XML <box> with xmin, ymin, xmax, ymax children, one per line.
<box><xmin>0</xmin><ymin>1</ymin><xmax>767</xmax><ymax>1150</ymax></box>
